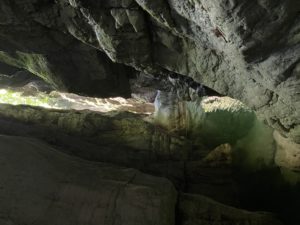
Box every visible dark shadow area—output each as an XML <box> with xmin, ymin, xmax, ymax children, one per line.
<box><xmin>235</xmin><ymin>167</ymin><xmax>300</xmax><ymax>225</ymax></box>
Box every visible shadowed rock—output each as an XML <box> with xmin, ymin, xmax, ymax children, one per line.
<box><xmin>179</xmin><ymin>193</ymin><xmax>283</xmax><ymax>225</ymax></box>
<box><xmin>0</xmin><ymin>135</ymin><xmax>177</xmax><ymax>225</ymax></box>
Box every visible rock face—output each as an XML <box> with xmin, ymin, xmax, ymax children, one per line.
<box><xmin>0</xmin><ymin>70</ymin><xmax>54</xmax><ymax>93</ymax></box>
<box><xmin>0</xmin><ymin>0</ymin><xmax>133</xmax><ymax>97</ymax></box>
<box><xmin>0</xmin><ymin>103</ymin><xmax>243</xmax><ymax>204</ymax></box>
<box><xmin>0</xmin><ymin>135</ymin><xmax>177</xmax><ymax>225</ymax></box>
<box><xmin>179</xmin><ymin>193</ymin><xmax>283</xmax><ymax>225</ymax></box>
<box><xmin>0</xmin><ymin>1</ymin><xmax>299</xmax><ymax>224</ymax></box>
<box><xmin>0</xmin><ymin>104</ymin><xmax>191</xmax><ymax>161</ymax></box>
<box><xmin>0</xmin><ymin>0</ymin><xmax>299</xmax><ymax>143</ymax></box>
<box><xmin>0</xmin><ymin>103</ymin><xmax>288</xmax><ymax>209</ymax></box>
<box><xmin>0</xmin><ymin>134</ymin><xmax>286</xmax><ymax>225</ymax></box>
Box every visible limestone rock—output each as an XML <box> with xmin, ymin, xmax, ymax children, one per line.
<box><xmin>233</xmin><ymin>118</ymin><xmax>277</xmax><ymax>171</ymax></box>
<box><xmin>0</xmin><ymin>135</ymin><xmax>177</xmax><ymax>225</ymax></box>
<box><xmin>0</xmin><ymin>0</ymin><xmax>299</xmax><ymax>143</ymax></box>
<box><xmin>274</xmin><ymin>131</ymin><xmax>300</xmax><ymax>171</ymax></box>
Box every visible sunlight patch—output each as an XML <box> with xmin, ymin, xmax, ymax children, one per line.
<box><xmin>0</xmin><ymin>88</ymin><xmax>154</xmax><ymax>114</ymax></box>
<box><xmin>0</xmin><ymin>88</ymin><xmax>53</xmax><ymax>108</ymax></box>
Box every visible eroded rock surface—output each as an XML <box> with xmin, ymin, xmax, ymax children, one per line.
<box><xmin>0</xmin><ymin>0</ymin><xmax>133</xmax><ymax>97</ymax></box>
<box><xmin>0</xmin><ymin>101</ymin><xmax>286</xmax><ymax>209</ymax></box>
<box><xmin>0</xmin><ymin>135</ymin><xmax>177</xmax><ymax>225</ymax></box>
<box><xmin>0</xmin><ymin>1</ymin><xmax>299</xmax><ymax>223</ymax></box>
<box><xmin>0</xmin><ymin>104</ymin><xmax>191</xmax><ymax>161</ymax></box>
<box><xmin>0</xmin><ymin>0</ymin><xmax>299</xmax><ymax>143</ymax></box>
<box><xmin>274</xmin><ymin>131</ymin><xmax>300</xmax><ymax>171</ymax></box>
<box><xmin>154</xmin><ymin>93</ymin><xmax>256</xmax><ymax>146</ymax></box>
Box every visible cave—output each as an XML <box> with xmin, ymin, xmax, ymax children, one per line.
<box><xmin>0</xmin><ymin>1</ymin><xmax>299</xmax><ymax>225</ymax></box>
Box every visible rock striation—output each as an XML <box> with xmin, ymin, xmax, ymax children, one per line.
<box><xmin>0</xmin><ymin>0</ymin><xmax>299</xmax><ymax>143</ymax></box>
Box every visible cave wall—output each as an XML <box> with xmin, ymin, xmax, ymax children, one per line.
<box><xmin>0</xmin><ymin>0</ymin><xmax>299</xmax><ymax>143</ymax></box>
<box><xmin>0</xmin><ymin>135</ymin><xmax>177</xmax><ymax>225</ymax></box>
<box><xmin>0</xmin><ymin>0</ymin><xmax>133</xmax><ymax>97</ymax></box>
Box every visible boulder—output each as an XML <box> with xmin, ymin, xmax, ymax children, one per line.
<box><xmin>0</xmin><ymin>135</ymin><xmax>177</xmax><ymax>225</ymax></box>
